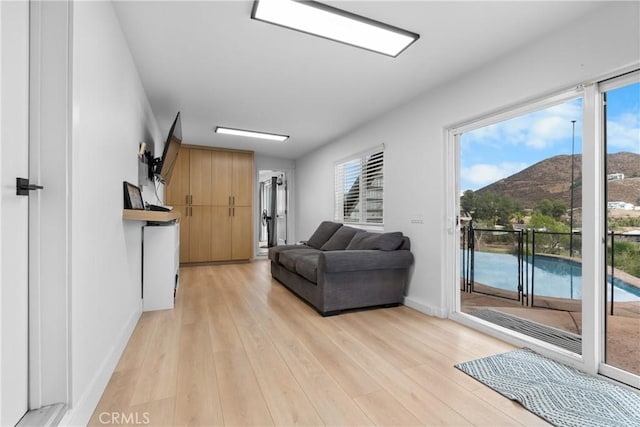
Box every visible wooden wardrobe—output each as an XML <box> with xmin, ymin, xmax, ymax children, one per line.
<box><xmin>166</xmin><ymin>145</ymin><xmax>254</xmax><ymax>263</ymax></box>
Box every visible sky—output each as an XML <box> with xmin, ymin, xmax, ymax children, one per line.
<box><xmin>460</xmin><ymin>82</ymin><xmax>640</xmax><ymax>192</ymax></box>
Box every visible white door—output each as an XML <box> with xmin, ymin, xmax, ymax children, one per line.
<box><xmin>276</xmin><ymin>173</ymin><xmax>288</xmax><ymax>245</ymax></box>
<box><xmin>0</xmin><ymin>1</ymin><xmax>31</xmax><ymax>425</ymax></box>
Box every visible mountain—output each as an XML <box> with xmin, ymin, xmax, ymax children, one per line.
<box><xmin>476</xmin><ymin>152</ymin><xmax>640</xmax><ymax>209</ymax></box>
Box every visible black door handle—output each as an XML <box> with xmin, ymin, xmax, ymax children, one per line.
<box><xmin>16</xmin><ymin>177</ymin><xmax>44</xmax><ymax>196</ymax></box>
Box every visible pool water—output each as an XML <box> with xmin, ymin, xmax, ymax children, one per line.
<box><xmin>465</xmin><ymin>251</ymin><xmax>640</xmax><ymax>302</ymax></box>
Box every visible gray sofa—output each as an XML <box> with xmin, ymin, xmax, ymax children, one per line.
<box><xmin>268</xmin><ymin>221</ymin><xmax>414</xmax><ymax>316</ymax></box>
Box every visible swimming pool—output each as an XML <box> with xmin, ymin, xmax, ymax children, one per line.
<box><xmin>466</xmin><ymin>251</ymin><xmax>640</xmax><ymax>302</ymax></box>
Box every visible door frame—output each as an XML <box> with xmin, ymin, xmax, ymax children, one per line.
<box><xmin>444</xmin><ymin>90</ymin><xmax>592</xmax><ymax>371</ymax></box>
<box><xmin>444</xmin><ymin>66</ymin><xmax>640</xmax><ymax>388</ymax></box>
<box><xmin>255</xmin><ymin>168</ymin><xmax>295</xmax><ymax>257</ymax></box>
<box><xmin>28</xmin><ymin>0</ymin><xmax>72</xmax><ymax>410</ymax></box>
<box><xmin>597</xmin><ymin>70</ymin><xmax>640</xmax><ymax>386</ymax></box>
<box><xmin>444</xmin><ymin>88</ymin><xmax>593</xmax><ymax>370</ymax></box>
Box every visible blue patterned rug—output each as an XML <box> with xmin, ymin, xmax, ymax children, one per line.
<box><xmin>455</xmin><ymin>349</ymin><xmax>640</xmax><ymax>427</ymax></box>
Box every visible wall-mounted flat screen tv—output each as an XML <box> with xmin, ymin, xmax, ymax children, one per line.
<box><xmin>155</xmin><ymin>111</ymin><xmax>182</xmax><ymax>184</ymax></box>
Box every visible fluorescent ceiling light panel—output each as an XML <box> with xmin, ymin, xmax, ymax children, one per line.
<box><xmin>251</xmin><ymin>0</ymin><xmax>419</xmax><ymax>57</ymax></box>
<box><xmin>215</xmin><ymin>126</ymin><xmax>289</xmax><ymax>142</ymax></box>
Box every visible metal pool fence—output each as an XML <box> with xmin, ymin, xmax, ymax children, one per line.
<box><xmin>461</xmin><ymin>223</ymin><xmax>639</xmax><ymax>314</ymax></box>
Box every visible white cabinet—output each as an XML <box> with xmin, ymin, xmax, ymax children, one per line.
<box><xmin>143</xmin><ymin>222</ymin><xmax>179</xmax><ymax>311</ymax></box>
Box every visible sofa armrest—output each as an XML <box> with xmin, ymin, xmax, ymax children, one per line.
<box><xmin>320</xmin><ymin>250</ymin><xmax>413</xmax><ymax>273</ymax></box>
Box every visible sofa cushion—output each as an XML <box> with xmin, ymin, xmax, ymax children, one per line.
<box><xmin>307</xmin><ymin>221</ymin><xmax>343</xmax><ymax>249</ymax></box>
<box><xmin>346</xmin><ymin>232</ymin><xmax>404</xmax><ymax>251</ymax></box>
<box><xmin>323</xmin><ymin>250</ymin><xmax>414</xmax><ymax>273</ymax></box>
<box><xmin>279</xmin><ymin>248</ymin><xmax>319</xmax><ymax>272</ymax></box>
<box><xmin>268</xmin><ymin>244</ymin><xmax>315</xmax><ymax>263</ymax></box>
<box><xmin>279</xmin><ymin>251</ymin><xmax>297</xmax><ymax>272</ymax></box>
<box><xmin>295</xmin><ymin>254</ymin><xmax>320</xmax><ymax>284</ymax></box>
<box><xmin>320</xmin><ymin>226</ymin><xmax>364</xmax><ymax>251</ymax></box>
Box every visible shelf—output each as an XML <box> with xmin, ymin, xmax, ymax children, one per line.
<box><xmin>122</xmin><ymin>209</ymin><xmax>181</xmax><ymax>222</ymax></box>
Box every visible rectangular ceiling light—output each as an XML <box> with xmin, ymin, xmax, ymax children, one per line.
<box><xmin>215</xmin><ymin>126</ymin><xmax>289</xmax><ymax>142</ymax></box>
<box><xmin>251</xmin><ymin>0</ymin><xmax>419</xmax><ymax>57</ymax></box>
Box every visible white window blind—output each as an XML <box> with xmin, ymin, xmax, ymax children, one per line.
<box><xmin>334</xmin><ymin>149</ymin><xmax>384</xmax><ymax>225</ymax></box>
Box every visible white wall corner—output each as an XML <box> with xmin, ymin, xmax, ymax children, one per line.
<box><xmin>59</xmin><ymin>306</ymin><xmax>141</xmax><ymax>427</ymax></box>
<box><xmin>403</xmin><ymin>295</ymin><xmax>448</xmax><ymax>318</ymax></box>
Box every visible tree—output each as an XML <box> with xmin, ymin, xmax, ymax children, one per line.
<box><xmin>495</xmin><ymin>194</ymin><xmax>521</xmax><ymax>226</ymax></box>
<box><xmin>529</xmin><ymin>212</ymin><xmax>570</xmax><ymax>254</ymax></box>
<box><xmin>607</xmin><ymin>240</ymin><xmax>640</xmax><ymax>277</ymax></box>
<box><xmin>529</xmin><ymin>212</ymin><xmax>569</xmax><ymax>232</ymax></box>
<box><xmin>460</xmin><ymin>189</ymin><xmax>476</xmax><ymax>213</ymax></box>
<box><xmin>536</xmin><ymin>199</ymin><xmax>567</xmax><ymax>221</ymax></box>
<box><xmin>460</xmin><ymin>190</ymin><xmax>521</xmax><ymax>226</ymax></box>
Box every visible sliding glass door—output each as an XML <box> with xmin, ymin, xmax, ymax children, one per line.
<box><xmin>456</xmin><ymin>93</ymin><xmax>584</xmax><ymax>355</ymax></box>
<box><xmin>452</xmin><ymin>70</ymin><xmax>640</xmax><ymax>388</ymax></box>
<box><xmin>601</xmin><ymin>73</ymin><xmax>640</xmax><ymax>382</ymax></box>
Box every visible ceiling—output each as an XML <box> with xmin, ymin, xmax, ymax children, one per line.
<box><xmin>114</xmin><ymin>1</ymin><xmax>605</xmax><ymax>160</ymax></box>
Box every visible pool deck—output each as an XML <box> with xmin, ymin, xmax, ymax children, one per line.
<box><xmin>461</xmin><ymin>288</ymin><xmax>640</xmax><ymax>375</ymax></box>
<box><xmin>609</xmin><ymin>266</ymin><xmax>640</xmax><ymax>291</ymax></box>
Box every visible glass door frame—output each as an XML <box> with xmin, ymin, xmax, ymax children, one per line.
<box><xmin>445</xmin><ymin>68</ymin><xmax>640</xmax><ymax>388</ymax></box>
<box><xmin>597</xmin><ymin>70</ymin><xmax>640</xmax><ymax>387</ymax></box>
<box><xmin>446</xmin><ymin>87</ymin><xmax>586</xmax><ymax>368</ymax></box>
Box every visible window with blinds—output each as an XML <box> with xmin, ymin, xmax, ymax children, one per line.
<box><xmin>334</xmin><ymin>149</ymin><xmax>384</xmax><ymax>225</ymax></box>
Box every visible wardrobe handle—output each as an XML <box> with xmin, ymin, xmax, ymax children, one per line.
<box><xmin>190</xmin><ymin>195</ymin><xmax>193</xmax><ymax>205</ymax></box>
<box><xmin>232</xmin><ymin>196</ymin><xmax>235</xmax><ymax>206</ymax></box>
<box><xmin>232</xmin><ymin>207</ymin><xmax>235</xmax><ymax>217</ymax></box>
<box><xmin>228</xmin><ymin>207</ymin><xmax>231</xmax><ymax>217</ymax></box>
<box><xmin>228</xmin><ymin>196</ymin><xmax>231</xmax><ymax>206</ymax></box>
<box><xmin>185</xmin><ymin>194</ymin><xmax>188</xmax><ymax>204</ymax></box>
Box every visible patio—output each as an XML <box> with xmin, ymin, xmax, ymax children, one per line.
<box><xmin>461</xmin><ymin>290</ymin><xmax>640</xmax><ymax>375</ymax></box>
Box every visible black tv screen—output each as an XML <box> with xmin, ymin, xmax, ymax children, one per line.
<box><xmin>155</xmin><ymin>112</ymin><xmax>182</xmax><ymax>184</ymax></box>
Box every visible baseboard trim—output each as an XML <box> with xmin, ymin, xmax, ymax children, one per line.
<box><xmin>59</xmin><ymin>304</ymin><xmax>141</xmax><ymax>427</ymax></box>
<box><xmin>403</xmin><ymin>296</ymin><xmax>447</xmax><ymax>318</ymax></box>
<box><xmin>18</xmin><ymin>403</ymin><xmax>66</xmax><ymax>427</ymax></box>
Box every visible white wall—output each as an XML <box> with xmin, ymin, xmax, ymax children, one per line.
<box><xmin>295</xmin><ymin>4</ymin><xmax>640</xmax><ymax>316</ymax></box>
<box><xmin>255</xmin><ymin>154</ymin><xmax>295</xmax><ymax>172</ymax></box>
<box><xmin>63</xmin><ymin>2</ymin><xmax>162</xmax><ymax>424</ymax></box>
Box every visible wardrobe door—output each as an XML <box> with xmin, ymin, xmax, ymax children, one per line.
<box><xmin>211</xmin><ymin>206</ymin><xmax>231</xmax><ymax>261</ymax></box>
<box><xmin>165</xmin><ymin>147</ymin><xmax>190</xmax><ymax>206</ymax></box>
<box><xmin>189</xmin><ymin>149</ymin><xmax>212</xmax><ymax>206</ymax></box>
<box><xmin>178</xmin><ymin>206</ymin><xmax>190</xmax><ymax>263</ymax></box>
<box><xmin>189</xmin><ymin>206</ymin><xmax>212</xmax><ymax>262</ymax></box>
<box><xmin>231</xmin><ymin>206</ymin><xmax>252</xmax><ymax>260</ymax></box>
<box><xmin>211</xmin><ymin>150</ymin><xmax>233</xmax><ymax>207</ymax></box>
<box><xmin>232</xmin><ymin>152</ymin><xmax>253</xmax><ymax>207</ymax></box>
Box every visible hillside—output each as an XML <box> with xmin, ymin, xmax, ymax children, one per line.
<box><xmin>476</xmin><ymin>152</ymin><xmax>640</xmax><ymax>209</ymax></box>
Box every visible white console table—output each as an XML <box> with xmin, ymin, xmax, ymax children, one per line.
<box><xmin>142</xmin><ymin>222</ymin><xmax>180</xmax><ymax>311</ymax></box>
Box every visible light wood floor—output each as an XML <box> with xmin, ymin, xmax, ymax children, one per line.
<box><xmin>89</xmin><ymin>260</ymin><xmax>549</xmax><ymax>426</ymax></box>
